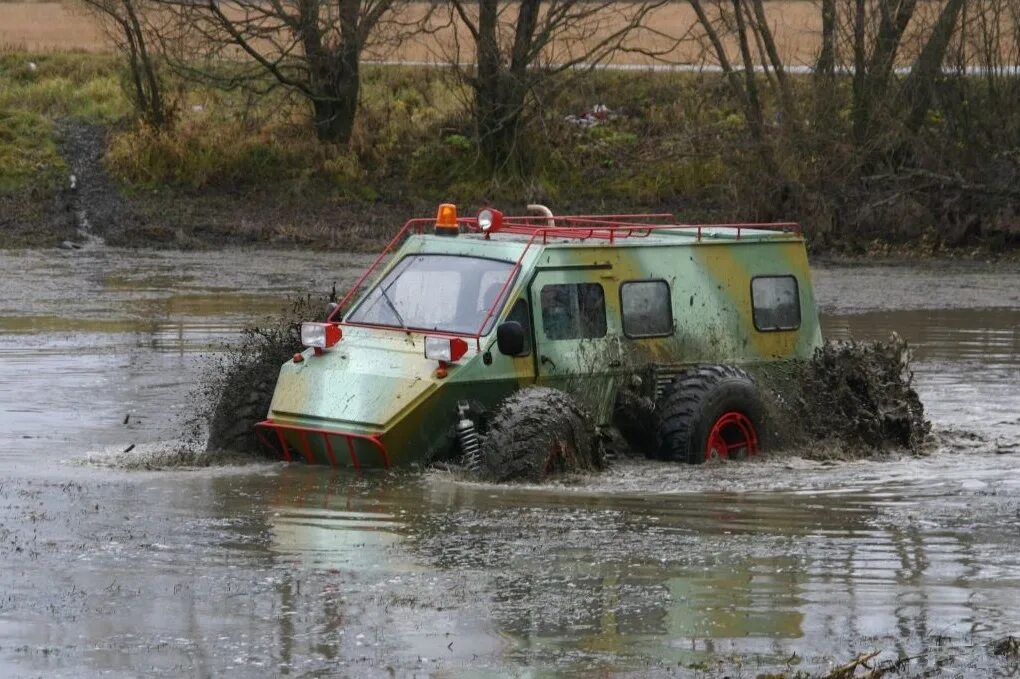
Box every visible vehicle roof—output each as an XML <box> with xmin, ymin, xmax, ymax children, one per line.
<box><xmin>470</xmin><ymin>227</ymin><xmax>800</xmax><ymax>246</ymax></box>
<box><xmin>406</xmin><ymin>226</ymin><xmax>804</xmax><ymax>259</ymax></box>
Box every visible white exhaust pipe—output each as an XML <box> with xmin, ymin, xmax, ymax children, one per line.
<box><xmin>527</xmin><ymin>204</ymin><xmax>555</xmax><ymax>227</ymax></box>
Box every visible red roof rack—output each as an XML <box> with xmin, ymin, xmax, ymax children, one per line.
<box><xmin>327</xmin><ymin>211</ymin><xmax>802</xmax><ymax>347</ymax></box>
<box><xmin>488</xmin><ymin>214</ymin><xmax>801</xmax><ymax>243</ymax></box>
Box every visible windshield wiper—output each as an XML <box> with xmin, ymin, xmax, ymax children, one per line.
<box><xmin>378</xmin><ymin>284</ymin><xmax>409</xmax><ymax>332</ymax></box>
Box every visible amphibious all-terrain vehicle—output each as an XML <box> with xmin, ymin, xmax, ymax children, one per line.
<box><xmin>255</xmin><ymin>205</ymin><xmax>823</xmax><ymax>478</ymax></box>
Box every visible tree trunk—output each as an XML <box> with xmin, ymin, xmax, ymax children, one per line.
<box><xmin>475</xmin><ymin>74</ymin><xmax>527</xmax><ymax>171</ymax></box>
<box><xmin>688</xmin><ymin>0</ymin><xmax>746</xmax><ymax>114</ymax></box>
<box><xmin>475</xmin><ymin>0</ymin><xmax>501</xmax><ymax>158</ymax></box>
<box><xmin>119</xmin><ymin>18</ymin><xmax>150</xmax><ymax>123</ymax></box>
<box><xmin>303</xmin><ymin>4</ymin><xmax>361</xmax><ymax>145</ymax></box>
<box><xmin>855</xmin><ymin>0</ymin><xmax>918</xmax><ymax>143</ymax></box>
<box><xmin>903</xmin><ymin>0</ymin><xmax>966</xmax><ymax>133</ymax></box>
<box><xmin>687</xmin><ymin>0</ymin><xmax>776</xmax><ymax>173</ymax></box>
<box><xmin>312</xmin><ymin>92</ymin><xmax>358</xmax><ymax>143</ymax></box>
<box><xmin>732</xmin><ymin>0</ymin><xmax>766</xmax><ymax>142</ymax></box>
<box><xmin>121</xmin><ymin>0</ymin><xmax>166</xmax><ymax>128</ymax></box>
<box><xmin>473</xmin><ymin>0</ymin><xmax>533</xmax><ymax>171</ymax></box>
<box><xmin>748</xmin><ymin>0</ymin><xmax>796</xmax><ymax>126</ymax></box>
<box><xmin>814</xmin><ymin>0</ymin><xmax>837</xmax><ymax>125</ymax></box>
<box><xmin>851</xmin><ymin>0</ymin><xmax>868</xmax><ymax>144</ymax></box>
<box><xmin>816</xmin><ymin>0</ymin><xmax>836</xmax><ymax>77</ymax></box>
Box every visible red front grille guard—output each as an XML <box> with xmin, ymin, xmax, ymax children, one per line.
<box><xmin>255</xmin><ymin>420</ymin><xmax>391</xmax><ymax>469</ymax></box>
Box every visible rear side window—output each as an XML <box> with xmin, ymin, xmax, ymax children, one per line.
<box><xmin>540</xmin><ymin>283</ymin><xmax>607</xmax><ymax>340</ymax></box>
<box><xmin>621</xmin><ymin>280</ymin><xmax>673</xmax><ymax>338</ymax></box>
<box><xmin>751</xmin><ymin>276</ymin><xmax>801</xmax><ymax>331</ymax></box>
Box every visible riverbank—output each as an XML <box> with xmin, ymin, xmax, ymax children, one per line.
<box><xmin>0</xmin><ymin>113</ymin><xmax>435</xmax><ymax>251</ymax></box>
<box><xmin>2</xmin><ymin>50</ymin><xmax>1018</xmax><ymax>256</ymax></box>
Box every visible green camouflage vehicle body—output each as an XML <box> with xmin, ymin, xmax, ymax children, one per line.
<box><xmin>256</xmin><ymin>210</ymin><xmax>822</xmax><ymax>468</ymax></box>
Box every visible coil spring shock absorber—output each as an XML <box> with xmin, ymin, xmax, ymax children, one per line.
<box><xmin>455</xmin><ymin>401</ymin><xmax>481</xmax><ymax>473</ymax></box>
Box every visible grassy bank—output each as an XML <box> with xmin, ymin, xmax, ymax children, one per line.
<box><xmin>1</xmin><ymin>49</ymin><xmax>1018</xmax><ymax>254</ymax></box>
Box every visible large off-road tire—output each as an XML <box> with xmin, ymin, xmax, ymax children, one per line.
<box><xmin>479</xmin><ymin>387</ymin><xmax>606</xmax><ymax>483</ymax></box>
<box><xmin>206</xmin><ymin>379</ymin><xmax>274</xmax><ymax>455</ymax></box>
<box><xmin>612</xmin><ymin>386</ymin><xmax>660</xmax><ymax>457</ymax></box>
<box><xmin>657</xmin><ymin>365</ymin><xmax>764</xmax><ymax>464</ymax></box>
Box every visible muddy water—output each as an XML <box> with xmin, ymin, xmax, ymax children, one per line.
<box><xmin>0</xmin><ymin>250</ymin><xmax>1018</xmax><ymax>677</ymax></box>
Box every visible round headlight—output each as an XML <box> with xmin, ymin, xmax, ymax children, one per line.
<box><xmin>476</xmin><ymin>207</ymin><xmax>503</xmax><ymax>234</ymax></box>
<box><xmin>478</xmin><ymin>209</ymin><xmax>494</xmax><ymax>232</ymax></box>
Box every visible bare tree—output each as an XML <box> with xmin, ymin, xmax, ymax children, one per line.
<box><xmin>158</xmin><ymin>0</ymin><xmax>422</xmax><ymax>144</ymax></box>
<box><xmin>851</xmin><ymin>0</ymin><xmax>919</xmax><ymax>142</ymax></box>
<box><xmin>900</xmin><ymin>0</ymin><xmax>966</xmax><ymax>132</ymax></box>
<box><xmin>817</xmin><ymin>0</ymin><xmax>837</xmax><ymax>77</ymax></box>
<box><xmin>684</xmin><ymin>0</ymin><xmax>789</xmax><ymax>171</ymax></box>
<box><xmin>964</xmin><ymin>0</ymin><xmax>1020</xmax><ymax>120</ymax></box>
<box><xmin>730</xmin><ymin>0</ymin><xmax>766</xmax><ymax>138</ymax></box>
<box><xmin>79</xmin><ymin>0</ymin><xmax>172</xmax><ymax>129</ymax></box>
<box><xmin>445</xmin><ymin>0</ymin><xmax>666</xmax><ymax>172</ymax></box>
<box><xmin>745</xmin><ymin>0</ymin><xmax>796</xmax><ymax>124</ymax></box>
<box><xmin>850</xmin><ymin>0</ymin><xmax>867</xmax><ymax>141</ymax></box>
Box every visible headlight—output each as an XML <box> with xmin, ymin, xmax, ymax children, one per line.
<box><xmin>301</xmin><ymin>322</ymin><xmax>342</xmax><ymax>350</ymax></box>
<box><xmin>425</xmin><ymin>336</ymin><xmax>468</xmax><ymax>363</ymax></box>
<box><xmin>477</xmin><ymin>207</ymin><xmax>503</xmax><ymax>233</ymax></box>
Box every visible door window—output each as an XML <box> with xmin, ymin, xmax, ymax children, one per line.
<box><xmin>539</xmin><ymin>283</ymin><xmax>607</xmax><ymax>340</ymax></box>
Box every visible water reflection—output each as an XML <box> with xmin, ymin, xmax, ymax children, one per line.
<box><xmin>822</xmin><ymin>308</ymin><xmax>1020</xmax><ymax>366</ymax></box>
<box><xmin>248</xmin><ymin>461</ymin><xmax>1020</xmax><ymax>674</ymax></box>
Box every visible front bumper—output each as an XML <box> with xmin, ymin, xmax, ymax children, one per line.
<box><xmin>254</xmin><ymin>419</ymin><xmax>391</xmax><ymax>469</ymax></box>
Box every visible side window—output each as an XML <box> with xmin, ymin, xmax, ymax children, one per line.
<box><xmin>540</xmin><ymin>283</ymin><xmax>607</xmax><ymax>340</ymax></box>
<box><xmin>621</xmin><ymin>280</ymin><xmax>673</xmax><ymax>338</ymax></box>
<box><xmin>751</xmin><ymin>276</ymin><xmax>801</xmax><ymax>331</ymax></box>
<box><xmin>505</xmin><ymin>298</ymin><xmax>533</xmax><ymax>356</ymax></box>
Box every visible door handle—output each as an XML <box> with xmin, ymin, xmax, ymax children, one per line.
<box><xmin>540</xmin><ymin>355</ymin><xmax>557</xmax><ymax>370</ymax></box>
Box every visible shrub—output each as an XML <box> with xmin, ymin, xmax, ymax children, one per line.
<box><xmin>0</xmin><ymin>109</ymin><xmax>64</xmax><ymax>194</ymax></box>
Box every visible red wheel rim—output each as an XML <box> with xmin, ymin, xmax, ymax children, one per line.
<box><xmin>705</xmin><ymin>411</ymin><xmax>759</xmax><ymax>461</ymax></box>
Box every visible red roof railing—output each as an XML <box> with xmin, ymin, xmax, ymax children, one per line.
<box><xmin>492</xmin><ymin>215</ymin><xmax>801</xmax><ymax>244</ymax></box>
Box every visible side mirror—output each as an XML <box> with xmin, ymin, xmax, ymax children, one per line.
<box><xmin>496</xmin><ymin>321</ymin><xmax>525</xmax><ymax>356</ymax></box>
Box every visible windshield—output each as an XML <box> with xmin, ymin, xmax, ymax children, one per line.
<box><xmin>345</xmin><ymin>254</ymin><xmax>516</xmax><ymax>335</ymax></box>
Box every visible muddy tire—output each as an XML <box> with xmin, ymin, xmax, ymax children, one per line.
<box><xmin>206</xmin><ymin>380</ymin><xmax>274</xmax><ymax>455</ymax></box>
<box><xmin>612</xmin><ymin>387</ymin><xmax>660</xmax><ymax>457</ymax></box>
<box><xmin>479</xmin><ymin>387</ymin><xmax>606</xmax><ymax>483</ymax></box>
<box><xmin>657</xmin><ymin>365</ymin><xmax>764</xmax><ymax>464</ymax></box>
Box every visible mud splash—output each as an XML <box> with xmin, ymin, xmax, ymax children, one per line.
<box><xmin>69</xmin><ymin>295</ymin><xmax>329</xmax><ymax>471</ymax></box>
<box><xmin>203</xmin><ymin>294</ymin><xmax>331</xmax><ymax>457</ymax></box>
<box><xmin>74</xmin><ymin>441</ymin><xmax>264</xmax><ymax>471</ymax></box>
<box><xmin>603</xmin><ymin>335</ymin><xmax>932</xmax><ymax>466</ymax></box>
<box><xmin>756</xmin><ymin>334</ymin><xmax>932</xmax><ymax>460</ymax></box>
